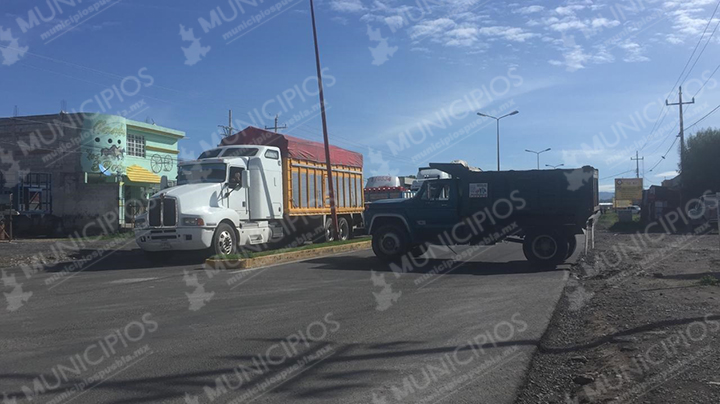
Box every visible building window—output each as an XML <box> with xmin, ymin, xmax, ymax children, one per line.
<box><xmin>127</xmin><ymin>134</ymin><xmax>145</xmax><ymax>157</ymax></box>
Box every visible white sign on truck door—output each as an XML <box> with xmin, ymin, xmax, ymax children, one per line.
<box><xmin>469</xmin><ymin>183</ymin><xmax>488</xmax><ymax>198</ymax></box>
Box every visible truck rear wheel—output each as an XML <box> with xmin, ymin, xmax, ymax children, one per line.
<box><xmin>212</xmin><ymin>223</ymin><xmax>237</xmax><ymax>256</ymax></box>
<box><xmin>522</xmin><ymin>230</ymin><xmax>569</xmax><ymax>267</ymax></box>
<box><xmin>324</xmin><ymin>217</ymin><xmax>350</xmax><ymax>242</ymax></box>
<box><xmin>372</xmin><ymin>225</ymin><xmax>409</xmax><ymax>261</ymax></box>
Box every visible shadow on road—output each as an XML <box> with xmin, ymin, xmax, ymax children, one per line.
<box><xmin>303</xmin><ymin>255</ymin><xmax>562</xmax><ymax>276</ymax></box>
<box><xmin>0</xmin><ymin>336</ymin><xmax>542</xmax><ymax>403</ymax></box>
<box><xmin>41</xmin><ymin>249</ymin><xmax>208</xmax><ymax>273</ymax></box>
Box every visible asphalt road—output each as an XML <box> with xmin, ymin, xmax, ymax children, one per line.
<box><xmin>0</xmin><ymin>238</ymin><xmax>578</xmax><ymax>404</ymax></box>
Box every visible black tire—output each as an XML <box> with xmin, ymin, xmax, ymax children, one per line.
<box><xmin>324</xmin><ymin>218</ymin><xmax>335</xmax><ymax>242</ymax></box>
<box><xmin>212</xmin><ymin>222</ymin><xmax>237</xmax><ymax>256</ymax></box>
<box><xmin>522</xmin><ymin>229</ymin><xmax>569</xmax><ymax>267</ymax></box>
<box><xmin>372</xmin><ymin>225</ymin><xmax>410</xmax><ymax>262</ymax></box>
<box><xmin>338</xmin><ymin>217</ymin><xmax>350</xmax><ymax>241</ymax></box>
<box><xmin>566</xmin><ymin>235</ymin><xmax>577</xmax><ymax>259</ymax></box>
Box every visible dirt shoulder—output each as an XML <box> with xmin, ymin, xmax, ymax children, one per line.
<box><xmin>516</xmin><ymin>228</ymin><xmax>720</xmax><ymax>403</ymax></box>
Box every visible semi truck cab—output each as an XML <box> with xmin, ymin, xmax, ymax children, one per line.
<box><xmin>134</xmin><ymin>145</ymin><xmax>285</xmax><ymax>256</ymax></box>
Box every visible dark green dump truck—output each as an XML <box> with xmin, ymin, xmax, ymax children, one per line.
<box><xmin>364</xmin><ymin>162</ymin><xmax>599</xmax><ymax>266</ymax></box>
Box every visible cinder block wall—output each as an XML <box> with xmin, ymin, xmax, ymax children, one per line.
<box><xmin>0</xmin><ymin>114</ymin><xmax>122</xmax><ymax>234</ymax></box>
<box><xmin>55</xmin><ymin>172</ymin><xmax>120</xmax><ymax>235</ymax></box>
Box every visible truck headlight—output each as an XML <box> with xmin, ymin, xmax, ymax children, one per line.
<box><xmin>134</xmin><ymin>217</ymin><xmax>147</xmax><ymax>228</ymax></box>
<box><xmin>182</xmin><ymin>217</ymin><xmax>205</xmax><ymax>226</ymax></box>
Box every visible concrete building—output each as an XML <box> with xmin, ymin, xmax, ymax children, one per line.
<box><xmin>0</xmin><ymin>112</ymin><xmax>184</xmax><ymax>235</ymax></box>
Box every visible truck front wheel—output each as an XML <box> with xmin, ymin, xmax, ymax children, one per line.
<box><xmin>212</xmin><ymin>223</ymin><xmax>237</xmax><ymax>256</ymax></box>
<box><xmin>522</xmin><ymin>230</ymin><xmax>569</xmax><ymax>267</ymax></box>
<box><xmin>372</xmin><ymin>225</ymin><xmax>409</xmax><ymax>261</ymax></box>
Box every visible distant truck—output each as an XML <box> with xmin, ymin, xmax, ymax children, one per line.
<box><xmin>134</xmin><ymin>127</ymin><xmax>364</xmax><ymax>257</ymax></box>
<box><xmin>410</xmin><ymin>167</ymin><xmax>451</xmax><ymax>192</ymax></box>
<box><xmin>365</xmin><ymin>163</ymin><xmax>599</xmax><ymax>266</ymax></box>
<box><xmin>364</xmin><ymin>176</ymin><xmax>413</xmax><ymax>206</ymax></box>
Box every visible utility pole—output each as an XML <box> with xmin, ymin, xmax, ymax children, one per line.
<box><xmin>309</xmin><ymin>0</ymin><xmax>339</xmax><ymax>240</ymax></box>
<box><xmin>631</xmin><ymin>151</ymin><xmax>644</xmax><ymax>178</ymax></box>
<box><xmin>265</xmin><ymin>114</ymin><xmax>287</xmax><ymax>133</ymax></box>
<box><xmin>666</xmin><ymin>86</ymin><xmax>694</xmax><ymax>176</ymax></box>
<box><xmin>218</xmin><ymin>110</ymin><xmax>235</xmax><ymax>138</ymax></box>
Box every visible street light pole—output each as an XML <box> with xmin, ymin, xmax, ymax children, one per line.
<box><xmin>477</xmin><ymin>110</ymin><xmax>519</xmax><ymax>171</ymax></box>
<box><xmin>525</xmin><ymin>148</ymin><xmax>551</xmax><ymax>169</ymax></box>
<box><xmin>545</xmin><ymin>163</ymin><xmax>564</xmax><ymax>169</ymax></box>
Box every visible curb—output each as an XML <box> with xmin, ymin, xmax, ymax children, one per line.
<box><xmin>205</xmin><ymin>240</ymin><xmax>372</xmax><ymax>270</ymax></box>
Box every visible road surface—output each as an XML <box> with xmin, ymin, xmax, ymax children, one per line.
<box><xmin>0</xmin><ymin>239</ymin><xmax>577</xmax><ymax>404</ymax></box>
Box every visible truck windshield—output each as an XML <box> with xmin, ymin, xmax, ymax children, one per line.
<box><xmin>178</xmin><ymin>163</ymin><xmax>227</xmax><ymax>185</ymax></box>
<box><xmin>198</xmin><ymin>149</ymin><xmax>223</xmax><ymax>159</ymax></box>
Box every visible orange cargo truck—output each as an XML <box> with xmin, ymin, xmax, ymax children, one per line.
<box><xmin>221</xmin><ymin>126</ymin><xmax>364</xmax><ymax>241</ymax></box>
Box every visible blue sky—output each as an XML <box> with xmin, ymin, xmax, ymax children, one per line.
<box><xmin>2</xmin><ymin>0</ymin><xmax>720</xmax><ymax>192</ymax></box>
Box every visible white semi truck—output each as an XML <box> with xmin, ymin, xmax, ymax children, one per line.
<box><xmin>134</xmin><ymin>127</ymin><xmax>365</xmax><ymax>257</ymax></box>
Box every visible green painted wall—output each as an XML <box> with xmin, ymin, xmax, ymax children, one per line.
<box><xmin>79</xmin><ymin>114</ymin><xmax>184</xmax><ymax>182</ymax></box>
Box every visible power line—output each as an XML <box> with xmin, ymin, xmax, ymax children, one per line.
<box><xmin>672</xmin><ymin>0</ymin><xmax>720</xmax><ymax>91</ymax></box>
<box><xmin>648</xmin><ymin>136</ymin><xmax>679</xmax><ymax>172</ymax></box>
<box><xmin>692</xmin><ymin>62</ymin><xmax>720</xmax><ymax>98</ymax></box>
<box><xmin>685</xmin><ymin>103</ymin><xmax>720</xmax><ymax>131</ymax></box>
<box><xmin>680</xmin><ymin>17</ymin><xmax>720</xmax><ymax>86</ymax></box>
<box><xmin>640</xmin><ymin>0</ymin><xmax>720</xmax><ymax>152</ymax></box>
<box><xmin>648</xmin><ymin>122</ymin><xmax>678</xmax><ymax>154</ymax></box>
<box><xmin>600</xmin><ymin>169</ymin><xmax>635</xmax><ymax>181</ymax></box>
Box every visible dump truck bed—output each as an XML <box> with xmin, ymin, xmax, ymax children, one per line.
<box><xmin>430</xmin><ymin>163</ymin><xmax>598</xmax><ymax>231</ymax></box>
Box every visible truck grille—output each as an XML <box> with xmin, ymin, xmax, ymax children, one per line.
<box><xmin>148</xmin><ymin>197</ymin><xmax>177</xmax><ymax>227</ymax></box>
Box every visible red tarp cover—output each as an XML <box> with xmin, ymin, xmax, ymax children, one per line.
<box><xmin>221</xmin><ymin>126</ymin><xmax>363</xmax><ymax>168</ymax></box>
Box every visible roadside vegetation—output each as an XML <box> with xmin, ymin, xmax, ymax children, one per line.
<box><xmin>699</xmin><ymin>275</ymin><xmax>720</xmax><ymax>286</ymax></box>
<box><xmin>596</xmin><ymin>211</ymin><xmax>642</xmax><ymax>232</ymax></box>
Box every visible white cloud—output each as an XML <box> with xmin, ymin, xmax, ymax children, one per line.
<box><xmin>619</xmin><ymin>41</ymin><xmax>650</xmax><ymax>62</ymax></box>
<box><xmin>515</xmin><ymin>5</ymin><xmax>544</xmax><ymax>14</ymax></box>
<box><xmin>409</xmin><ymin>18</ymin><xmax>456</xmax><ymax>41</ymax></box>
<box><xmin>384</xmin><ymin>15</ymin><xmax>404</xmax><ymax>30</ymax></box>
<box><xmin>555</xmin><ymin>5</ymin><xmax>585</xmax><ymax>16</ymax></box>
<box><xmin>549</xmin><ymin>45</ymin><xmax>590</xmax><ymax>71</ymax></box>
<box><xmin>655</xmin><ymin>170</ymin><xmax>679</xmax><ymax>177</ymax></box>
<box><xmin>549</xmin><ymin>19</ymin><xmax>587</xmax><ymax>32</ymax></box>
<box><xmin>590</xmin><ymin>18</ymin><xmax>620</xmax><ymax>29</ymax></box>
<box><xmin>330</xmin><ymin>0</ymin><xmax>365</xmax><ymax>13</ymax></box>
<box><xmin>478</xmin><ymin>26</ymin><xmax>538</xmax><ymax>42</ymax></box>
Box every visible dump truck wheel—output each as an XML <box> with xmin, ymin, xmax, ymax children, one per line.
<box><xmin>372</xmin><ymin>225</ymin><xmax>409</xmax><ymax>261</ymax></box>
<box><xmin>213</xmin><ymin>223</ymin><xmax>237</xmax><ymax>256</ymax></box>
<box><xmin>522</xmin><ymin>230</ymin><xmax>569</xmax><ymax>266</ymax></box>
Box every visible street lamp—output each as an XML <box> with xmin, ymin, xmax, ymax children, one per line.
<box><xmin>525</xmin><ymin>148</ymin><xmax>551</xmax><ymax>169</ymax></box>
<box><xmin>545</xmin><ymin>163</ymin><xmax>564</xmax><ymax>169</ymax></box>
<box><xmin>477</xmin><ymin>110</ymin><xmax>519</xmax><ymax>171</ymax></box>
